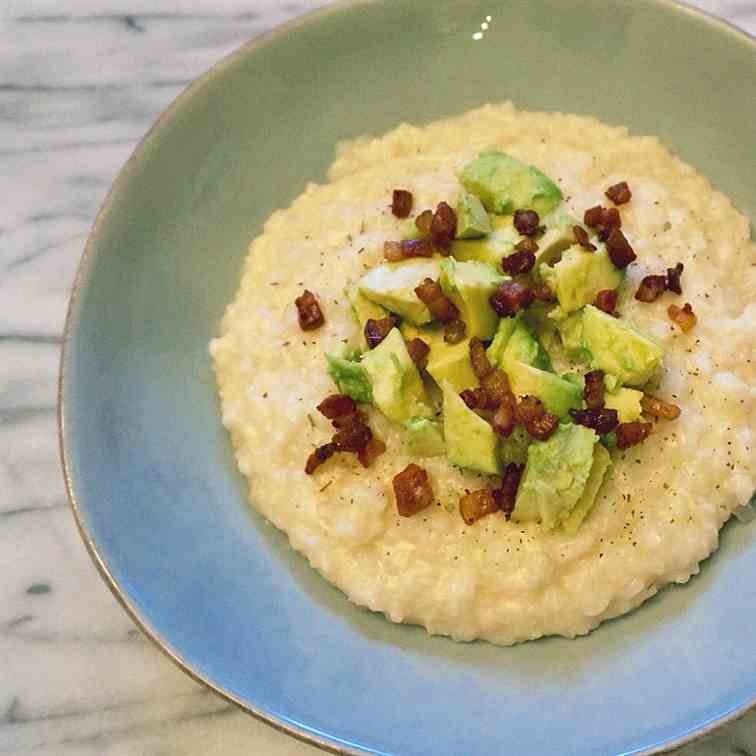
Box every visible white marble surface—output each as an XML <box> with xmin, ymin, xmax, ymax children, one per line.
<box><xmin>1</xmin><ymin>1</ymin><xmax>754</xmax><ymax>754</ymax></box>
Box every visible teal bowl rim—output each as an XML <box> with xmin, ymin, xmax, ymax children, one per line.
<box><xmin>58</xmin><ymin>1</ymin><xmax>756</xmax><ymax>754</ymax></box>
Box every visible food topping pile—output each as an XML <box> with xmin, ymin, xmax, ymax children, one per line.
<box><xmin>295</xmin><ymin>150</ymin><xmax>693</xmax><ymax>534</ymax></box>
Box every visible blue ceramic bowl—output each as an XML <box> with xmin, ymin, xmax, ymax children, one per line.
<box><xmin>60</xmin><ymin>1</ymin><xmax>755</xmax><ymax>754</ymax></box>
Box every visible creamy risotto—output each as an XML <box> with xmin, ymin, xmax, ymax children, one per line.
<box><xmin>210</xmin><ymin>103</ymin><xmax>755</xmax><ymax>645</ymax></box>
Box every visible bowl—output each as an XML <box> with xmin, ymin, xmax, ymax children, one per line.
<box><xmin>60</xmin><ymin>1</ymin><xmax>756</xmax><ymax>754</ymax></box>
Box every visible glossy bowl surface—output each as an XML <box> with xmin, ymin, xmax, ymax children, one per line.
<box><xmin>60</xmin><ymin>1</ymin><xmax>756</xmax><ymax>754</ymax></box>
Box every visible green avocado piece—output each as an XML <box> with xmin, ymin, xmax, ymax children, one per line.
<box><xmin>486</xmin><ymin>314</ymin><xmax>520</xmax><ymax>365</ymax></box>
<box><xmin>399</xmin><ymin>322</ymin><xmax>444</xmax><ymax>347</ymax></box>
<box><xmin>539</xmin><ymin>244</ymin><xmax>623</xmax><ymax>314</ymax></box>
<box><xmin>451</xmin><ymin>214</ymin><xmax>519</xmax><ymax>269</ymax></box>
<box><xmin>439</xmin><ymin>257</ymin><xmax>506</xmax><ymax>340</ymax></box>
<box><xmin>533</xmin><ymin>210</ymin><xmax>584</xmax><ymax>270</ymax></box>
<box><xmin>326</xmin><ymin>354</ymin><xmax>373</xmax><ymax>404</ymax></box>
<box><xmin>503</xmin><ymin>357</ymin><xmax>584</xmax><ymax>417</ymax></box>
<box><xmin>426</xmin><ymin>338</ymin><xmax>478</xmax><ymax>393</ymax></box>
<box><xmin>456</xmin><ymin>191</ymin><xmax>492</xmax><ymax>239</ymax></box>
<box><xmin>498</xmin><ymin>425</ymin><xmax>532</xmax><ymax>466</ymax></box>
<box><xmin>402</xmin><ymin>417</ymin><xmax>445</xmax><ymax>457</ymax></box>
<box><xmin>460</xmin><ymin>150</ymin><xmax>562</xmax><ymax>216</ymax></box>
<box><xmin>506</xmin><ymin>321</ymin><xmax>552</xmax><ymax>370</ymax></box>
<box><xmin>486</xmin><ymin>314</ymin><xmax>551</xmax><ymax>371</ymax></box>
<box><xmin>551</xmin><ymin>307</ymin><xmax>591</xmax><ymax>363</ymax></box>
<box><xmin>604</xmin><ymin>386</ymin><xmax>643</xmax><ymax>422</ymax></box>
<box><xmin>358</xmin><ymin>258</ymin><xmax>441</xmax><ymax>324</ymax></box>
<box><xmin>562</xmin><ymin>443</ymin><xmax>612</xmax><ymax>535</ymax></box>
<box><xmin>581</xmin><ymin>305</ymin><xmax>664</xmax><ymax>387</ymax></box>
<box><xmin>442</xmin><ymin>381</ymin><xmax>501</xmax><ymax>475</ymax></box>
<box><xmin>512</xmin><ymin>424</ymin><xmax>598</xmax><ymax>529</ymax></box>
<box><xmin>345</xmin><ymin>284</ymin><xmax>389</xmax><ymax>352</ymax></box>
<box><xmin>360</xmin><ymin>329</ymin><xmax>433</xmax><ymax>422</ymax></box>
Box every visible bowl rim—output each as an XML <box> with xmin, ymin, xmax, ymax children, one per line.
<box><xmin>58</xmin><ymin>1</ymin><xmax>756</xmax><ymax>754</ymax></box>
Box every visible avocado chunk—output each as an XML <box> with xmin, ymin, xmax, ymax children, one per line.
<box><xmin>326</xmin><ymin>354</ymin><xmax>373</xmax><ymax>404</ymax></box>
<box><xmin>505</xmin><ymin>320</ymin><xmax>552</xmax><ymax>370</ymax></box>
<box><xmin>360</xmin><ymin>329</ymin><xmax>433</xmax><ymax>422</ymax></box>
<box><xmin>562</xmin><ymin>443</ymin><xmax>612</xmax><ymax>534</ymax></box>
<box><xmin>426</xmin><ymin>338</ymin><xmax>478</xmax><ymax>393</ymax></box>
<box><xmin>581</xmin><ymin>305</ymin><xmax>664</xmax><ymax>387</ymax></box>
<box><xmin>503</xmin><ymin>357</ymin><xmax>584</xmax><ymax>417</ymax></box>
<box><xmin>402</xmin><ymin>417</ymin><xmax>445</xmax><ymax>457</ymax></box>
<box><xmin>604</xmin><ymin>386</ymin><xmax>643</xmax><ymax>423</ymax></box>
<box><xmin>498</xmin><ymin>425</ymin><xmax>532</xmax><ymax>466</ymax></box>
<box><xmin>539</xmin><ymin>244</ymin><xmax>623</xmax><ymax>314</ymax></box>
<box><xmin>439</xmin><ymin>257</ymin><xmax>506</xmax><ymax>340</ymax></box>
<box><xmin>533</xmin><ymin>210</ymin><xmax>584</xmax><ymax>270</ymax></box>
<box><xmin>451</xmin><ymin>214</ymin><xmax>519</xmax><ymax>269</ymax></box>
<box><xmin>456</xmin><ymin>191</ymin><xmax>492</xmax><ymax>239</ymax></box>
<box><xmin>345</xmin><ymin>284</ymin><xmax>389</xmax><ymax>352</ymax></box>
<box><xmin>511</xmin><ymin>424</ymin><xmax>599</xmax><ymax>528</ymax></box>
<box><xmin>552</xmin><ymin>308</ymin><xmax>590</xmax><ymax>362</ymax></box>
<box><xmin>442</xmin><ymin>381</ymin><xmax>501</xmax><ymax>475</ymax></box>
<box><xmin>486</xmin><ymin>314</ymin><xmax>551</xmax><ymax>371</ymax></box>
<box><xmin>459</xmin><ymin>150</ymin><xmax>562</xmax><ymax>216</ymax></box>
<box><xmin>358</xmin><ymin>258</ymin><xmax>441</xmax><ymax>324</ymax></box>
<box><xmin>486</xmin><ymin>314</ymin><xmax>520</xmax><ymax>365</ymax></box>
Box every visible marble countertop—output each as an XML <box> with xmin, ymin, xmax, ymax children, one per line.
<box><xmin>1</xmin><ymin>1</ymin><xmax>754</xmax><ymax>754</ymax></box>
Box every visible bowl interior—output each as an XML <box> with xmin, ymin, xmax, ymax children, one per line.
<box><xmin>61</xmin><ymin>1</ymin><xmax>755</xmax><ymax>754</ymax></box>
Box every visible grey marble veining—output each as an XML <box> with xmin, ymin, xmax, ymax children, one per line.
<box><xmin>0</xmin><ymin>2</ymin><xmax>753</xmax><ymax>754</ymax></box>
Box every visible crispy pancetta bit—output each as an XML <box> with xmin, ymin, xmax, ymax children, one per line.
<box><xmin>430</xmin><ymin>201</ymin><xmax>457</xmax><ymax>253</ymax></box>
<box><xmin>459</xmin><ymin>489</ymin><xmax>500</xmax><ymax>526</ymax></box>
<box><xmin>502</xmin><ymin>247</ymin><xmax>536</xmax><ymax>275</ymax></box>
<box><xmin>668</xmin><ymin>302</ymin><xmax>697</xmax><ymax>332</ymax></box>
<box><xmin>469</xmin><ymin>337</ymin><xmax>493</xmax><ymax>380</ymax></box>
<box><xmin>406</xmin><ymin>337</ymin><xmax>430</xmax><ymax>366</ymax></box>
<box><xmin>594</xmin><ymin>288</ymin><xmax>619</xmax><ymax>315</ymax></box>
<box><xmin>384</xmin><ymin>238</ymin><xmax>433</xmax><ymax>262</ymax></box>
<box><xmin>317</xmin><ymin>394</ymin><xmax>357</xmax><ymax>420</ymax></box>
<box><xmin>583</xmin><ymin>205</ymin><xmax>621</xmax><ymax>242</ymax></box>
<box><xmin>489</xmin><ymin>281</ymin><xmax>535</xmax><ymax>318</ymax></box>
<box><xmin>460</xmin><ymin>387</ymin><xmax>495</xmax><ymax>411</ymax></box>
<box><xmin>636</xmin><ymin>262</ymin><xmax>685</xmax><ymax>302</ymax></box>
<box><xmin>666</xmin><ymin>262</ymin><xmax>684</xmax><ymax>294</ymax></box>
<box><xmin>513</xmin><ymin>209</ymin><xmax>541</xmax><ymax>236</ymax></box>
<box><xmin>569</xmin><ymin>407</ymin><xmax>619</xmax><ymax>435</ymax></box>
<box><xmin>393</xmin><ymin>463</ymin><xmax>434</xmax><ymax>517</ymax></box>
<box><xmin>493</xmin><ymin>462</ymin><xmax>524</xmax><ymax>519</ymax></box>
<box><xmin>635</xmin><ymin>274</ymin><xmax>667</xmax><ymax>303</ymax></box>
<box><xmin>583</xmin><ymin>369</ymin><xmax>605</xmax><ymax>409</ymax></box>
<box><xmin>481</xmin><ymin>369</ymin><xmax>513</xmax><ymax>408</ymax></box>
<box><xmin>364</xmin><ymin>316</ymin><xmax>399</xmax><ymax>349</ymax></box>
<box><xmin>444</xmin><ymin>318</ymin><xmax>467</xmax><ymax>344</ymax></box>
<box><xmin>605</xmin><ymin>227</ymin><xmax>637</xmax><ymax>269</ymax></box>
<box><xmin>391</xmin><ymin>189</ymin><xmax>413</xmax><ymax>218</ymax></box>
<box><xmin>332</xmin><ymin>421</ymin><xmax>373</xmax><ymax>453</ymax></box>
<box><xmin>573</xmin><ymin>225</ymin><xmax>597</xmax><ymax>252</ymax></box>
<box><xmin>357</xmin><ymin>437</ymin><xmax>387</xmax><ymax>468</ymax></box>
<box><xmin>305</xmin><ymin>443</ymin><xmax>337</xmax><ymax>475</ymax></box>
<box><xmin>307</xmin><ymin>395</ymin><xmax>383</xmax><ymax>473</ymax></box>
<box><xmin>515</xmin><ymin>395</ymin><xmax>559</xmax><ymax>441</ymax></box>
<box><xmin>605</xmin><ymin>181</ymin><xmax>632</xmax><ymax>205</ymax></box>
<box><xmin>615</xmin><ymin>421</ymin><xmax>653</xmax><ymax>449</ymax></box>
<box><xmin>640</xmin><ymin>395</ymin><xmax>681</xmax><ymax>420</ymax></box>
<box><xmin>295</xmin><ymin>289</ymin><xmax>325</xmax><ymax>331</ymax></box>
<box><xmin>331</xmin><ymin>409</ymin><xmax>368</xmax><ymax>429</ymax></box>
<box><xmin>492</xmin><ymin>396</ymin><xmax>517</xmax><ymax>438</ymax></box>
<box><xmin>414</xmin><ymin>277</ymin><xmax>459</xmax><ymax>323</ymax></box>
